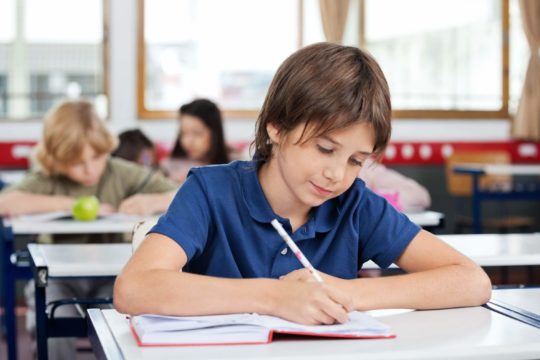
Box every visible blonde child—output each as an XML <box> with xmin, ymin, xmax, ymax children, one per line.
<box><xmin>115</xmin><ymin>43</ymin><xmax>491</xmax><ymax>326</ymax></box>
<box><xmin>0</xmin><ymin>100</ymin><xmax>176</xmax><ymax>359</ymax></box>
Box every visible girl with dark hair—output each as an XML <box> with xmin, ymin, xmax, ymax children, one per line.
<box><xmin>161</xmin><ymin>99</ymin><xmax>230</xmax><ymax>184</ymax></box>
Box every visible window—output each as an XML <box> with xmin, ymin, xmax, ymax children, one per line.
<box><xmin>139</xmin><ymin>0</ymin><xmax>300</xmax><ymax>118</ymax></box>
<box><xmin>139</xmin><ymin>0</ymin><xmax>514</xmax><ymax>119</ymax></box>
<box><xmin>0</xmin><ymin>0</ymin><xmax>107</xmax><ymax>121</ymax></box>
<box><xmin>0</xmin><ymin>75</ymin><xmax>7</xmax><ymax>117</ymax></box>
<box><xmin>364</xmin><ymin>0</ymin><xmax>508</xmax><ymax>118</ymax></box>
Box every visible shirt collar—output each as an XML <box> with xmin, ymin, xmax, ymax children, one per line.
<box><xmin>238</xmin><ymin>160</ymin><xmax>339</xmax><ymax>234</ymax></box>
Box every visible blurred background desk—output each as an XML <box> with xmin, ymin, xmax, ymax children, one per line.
<box><xmin>363</xmin><ymin>233</ymin><xmax>540</xmax><ymax>269</ymax></box>
<box><xmin>1</xmin><ymin>215</ymin><xmax>154</xmax><ymax>360</ymax></box>
<box><xmin>28</xmin><ymin>243</ymin><xmax>132</xmax><ymax>360</ymax></box>
<box><xmin>453</xmin><ymin>164</ymin><xmax>540</xmax><ymax>233</ymax></box>
<box><xmin>404</xmin><ymin>210</ymin><xmax>445</xmax><ymax>232</ymax></box>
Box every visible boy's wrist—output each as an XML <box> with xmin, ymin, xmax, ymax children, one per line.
<box><xmin>257</xmin><ymin>279</ymin><xmax>281</xmax><ymax>316</ymax></box>
<box><xmin>61</xmin><ymin>196</ymin><xmax>75</xmax><ymax>212</ymax></box>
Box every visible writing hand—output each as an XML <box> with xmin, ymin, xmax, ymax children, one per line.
<box><xmin>271</xmin><ymin>280</ymin><xmax>354</xmax><ymax>325</ymax></box>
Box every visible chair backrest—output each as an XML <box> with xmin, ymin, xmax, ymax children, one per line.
<box><xmin>445</xmin><ymin>150</ymin><xmax>512</xmax><ymax>197</ymax></box>
<box><xmin>131</xmin><ymin>218</ymin><xmax>158</xmax><ymax>252</ymax></box>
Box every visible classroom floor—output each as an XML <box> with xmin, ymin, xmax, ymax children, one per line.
<box><xmin>0</xmin><ymin>307</ymin><xmax>96</xmax><ymax>360</ymax></box>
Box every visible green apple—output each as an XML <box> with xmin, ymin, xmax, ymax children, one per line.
<box><xmin>72</xmin><ymin>196</ymin><xmax>100</xmax><ymax>221</ymax></box>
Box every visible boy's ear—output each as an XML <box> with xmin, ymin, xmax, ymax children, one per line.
<box><xmin>266</xmin><ymin>122</ymin><xmax>281</xmax><ymax>144</ymax></box>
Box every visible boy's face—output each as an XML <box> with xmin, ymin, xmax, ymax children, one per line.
<box><xmin>62</xmin><ymin>145</ymin><xmax>107</xmax><ymax>186</ymax></box>
<box><xmin>179</xmin><ymin>114</ymin><xmax>212</xmax><ymax>162</ymax></box>
<box><xmin>267</xmin><ymin>121</ymin><xmax>375</xmax><ymax>209</ymax></box>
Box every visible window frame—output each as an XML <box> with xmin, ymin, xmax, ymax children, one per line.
<box><xmin>137</xmin><ymin>0</ymin><xmax>510</xmax><ymax>120</ymax></box>
<box><xmin>0</xmin><ymin>0</ymin><xmax>110</xmax><ymax>122</ymax></box>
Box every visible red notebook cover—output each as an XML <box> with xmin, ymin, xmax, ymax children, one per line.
<box><xmin>129</xmin><ymin>312</ymin><xmax>396</xmax><ymax>347</ymax></box>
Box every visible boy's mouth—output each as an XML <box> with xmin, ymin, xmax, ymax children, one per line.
<box><xmin>310</xmin><ymin>182</ymin><xmax>332</xmax><ymax>196</ymax></box>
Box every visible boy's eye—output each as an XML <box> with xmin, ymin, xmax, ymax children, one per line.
<box><xmin>349</xmin><ymin>158</ymin><xmax>363</xmax><ymax>167</ymax></box>
<box><xmin>316</xmin><ymin>145</ymin><xmax>333</xmax><ymax>154</ymax></box>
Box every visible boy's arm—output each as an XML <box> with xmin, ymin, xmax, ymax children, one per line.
<box><xmin>117</xmin><ymin>190</ymin><xmax>176</xmax><ymax>215</ymax></box>
<box><xmin>282</xmin><ymin>230</ymin><xmax>492</xmax><ymax>310</ymax></box>
<box><xmin>0</xmin><ymin>190</ymin><xmax>74</xmax><ymax>216</ymax></box>
<box><xmin>114</xmin><ymin>232</ymin><xmax>353</xmax><ymax>325</ymax></box>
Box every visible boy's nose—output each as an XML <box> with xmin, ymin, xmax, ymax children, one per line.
<box><xmin>323</xmin><ymin>162</ymin><xmax>346</xmax><ymax>183</ymax></box>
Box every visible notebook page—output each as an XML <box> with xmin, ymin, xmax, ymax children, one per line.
<box><xmin>132</xmin><ymin>313</ymin><xmax>259</xmax><ymax>333</ymax></box>
<box><xmin>138</xmin><ymin>323</ymin><xmax>269</xmax><ymax>345</ymax></box>
<box><xmin>257</xmin><ymin>311</ymin><xmax>393</xmax><ymax>336</ymax></box>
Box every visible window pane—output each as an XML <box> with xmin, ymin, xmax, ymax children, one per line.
<box><xmin>509</xmin><ymin>0</ymin><xmax>528</xmax><ymax>114</ymax></box>
<box><xmin>144</xmin><ymin>0</ymin><xmax>299</xmax><ymax>112</ymax></box>
<box><xmin>1</xmin><ymin>0</ymin><xmax>104</xmax><ymax>120</ymax></box>
<box><xmin>365</xmin><ymin>0</ymin><xmax>502</xmax><ymax>111</ymax></box>
<box><xmin>0</xmin><ymin>0</ymin><xmax>15</xmax><ymax>42</ymax></box>
<box><xmin>26</xmin><ymin>0</ymin><xmax>102</xmax><ymax>43</ymax></box>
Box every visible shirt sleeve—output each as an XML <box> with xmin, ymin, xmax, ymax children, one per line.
<box><xmin>1</xmin><ymin>171</ymin><xmax>56</xmax><ymax>195</ymax></box>
<box><xmin>149</xmin><ymin>170</ymin><xmax>211</xmax><ymax>261</ymax></box>
<box><xmin>358</xmin><ymin>188</ymin><xmax>421</xmax><ymax>268</ymax></box>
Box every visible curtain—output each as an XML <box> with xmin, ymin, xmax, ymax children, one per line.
<box><xmin>513</xmin><ymin>0</ymin><xmax>540</xmax><ymax>140</ymax></box>
<box><xmin>319</xmin><ymin>0</ymin><xmax>350</xmax><ymax>44</ymax></box>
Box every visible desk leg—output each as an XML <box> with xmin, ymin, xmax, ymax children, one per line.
<box><xmin>34</xmin><ymin>282</ymin><xmax>48</xmax><ymax>360</ymax></box>
<box><xmin>2</xmin><ymin>221</ymin><xmax>17</xmax><ymax>360</ymax></box>
<box><xmin>3</xmin><ymin>255</ymin><xmax>18</xmax><ymax>360</ymax></box>
<box><xmin>472</xmin><ymin>175</ymin><xmax>482</xmax><ymax>234</ymax></box>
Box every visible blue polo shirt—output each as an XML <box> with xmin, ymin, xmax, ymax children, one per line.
<box><xmin>150</xmin><ymin>160</ymin><xmax>420</xmax><ymax>279</ymax></box>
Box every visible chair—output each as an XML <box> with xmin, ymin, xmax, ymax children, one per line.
<box><xmin>131</xmin><ymin>219</ymin><xmax>158</xmax><ymax>252</ymax></box>
<box><xmin>445</xmin><ymin>151</ymin><xmax>534</xmax><ymax>233</ymax></box>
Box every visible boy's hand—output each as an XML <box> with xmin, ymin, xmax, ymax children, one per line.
<box><xmin>98</xmin><ymin>203</ymin><xmax>116</xmax><ymax>216</ymax></box>
<box><xmin>280</xmin><ymin>268</ymin><xmax>340</xmax><ymax>284</ymax></box>
<box><xmin>118</xmin><ymin>194</ymin><xmax>155</xmax><ymax>215</ymax></box>
<box><xmin>271</xmin><ymin>280</ymin><xmax>354</xmax><ymax>326</ymax></box>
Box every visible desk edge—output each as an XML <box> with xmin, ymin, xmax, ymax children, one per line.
<box><xmin>88</xmin><ymin>309</ymin><xmax>125</xmax><ymax>360</ymax></box>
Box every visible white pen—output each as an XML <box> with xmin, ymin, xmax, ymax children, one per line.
<box><xmin>271</xmin><ymin>219</ymin><xmax>324</xmax><ymax>283</ymax></box>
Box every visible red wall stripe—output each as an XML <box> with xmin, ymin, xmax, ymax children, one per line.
<box><xmin>0</xmin><ymin>140</ymin><xmax>539</xmax><ymax>168</ymax></box>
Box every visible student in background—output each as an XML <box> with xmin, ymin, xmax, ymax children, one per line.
<box><xmin>112</xmin><ymin>128</ymin><xmax>158</xmax><ymax>168</ymax></box>
<box><xmin>0</xmin><ymin>100</ymin><xmax>177</xmax><ymax>359</ymax></box>
<box><xmin>115</xmin><ymin>43</ymin><xmax>491</xmax><ymax>326</ymax></box>
<box><xmin>161</xmin><ymin>98</ymin><xmax>230</xmax><ymax>184</ymax></box>
<box><xmin>358</xmin><ymin>158</ymin><xmax>431</xmax><ymax>212</ymax></box>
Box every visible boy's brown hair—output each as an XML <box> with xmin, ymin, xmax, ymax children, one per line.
<box><xmin>35</xmin><ymin>100</ymin><xmax>118</xmax><ymax>175</ymax></box>
<box><xmin>253</xmin><ymin>42</ymin><xmax>391</xmax><ymax>162</ymax></box>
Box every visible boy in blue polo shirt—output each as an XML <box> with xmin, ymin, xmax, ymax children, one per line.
<box><xmin>115</xmin><ymin>42</ymin><xmax>491</xmax><ymax>325</ymax></box>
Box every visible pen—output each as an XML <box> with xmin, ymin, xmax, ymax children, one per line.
<box><xmin>271</xmin><ymin>219</ymin><xmax>324</xmax><ymax>283</ymax></box>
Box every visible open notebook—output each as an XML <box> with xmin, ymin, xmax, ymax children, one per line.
<box><xmin>130</xmin><ymin>311</ymin><xmax>395</xmax><ymax>346</ymax></box>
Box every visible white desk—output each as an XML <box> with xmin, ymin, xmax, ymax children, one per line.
<box><xmin>2</xmin><ymin>215</ymin><xmax>154</xmax><ymax>360</ymax></box>
<box><xmin>456</xmin><ymin>164</ymin><xmax>540</xmax><ymax>176</ymax></box>
<box><xmin>403</xmin><ymin>210</ymin><xmax>444</xmax><ymax>228</ymax></box>
<box><xmin>88</xmin><ymin>306</ymin><xmax>540</xmax><ymax>360</ymax></box>
<box><xmin>10</xmin><ymin>214</ymin><xmax>158</xmax><ymax>235</ymax></box>
<box><xmin>27</xmin><ymin>243</ymin><xmax>131</xmax><ymax>277</ymax></box>
<box><xmin>27</xmin><ymin>243</ymin><xmax>133</xmax><ymax>360</ymax></box>
<box><xmin>363</xmin><ymin>233</ymin><xmax>540</xmax><ymax>269</ymax></box>
<box><xmin>491</xmin><ymin>288</ymin><xmax>540</xmax><ymax>315</ymax></box>
<box><xmin>488</xmin><ymin>287</ymin><xmax>540</xmax><ymax>326</ymax></box>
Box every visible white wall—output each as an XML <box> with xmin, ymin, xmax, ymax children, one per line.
<box><xmin>0</xmin><ymin>0</ymin><xmax>513</xmax><ymax>144</ymax></box>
